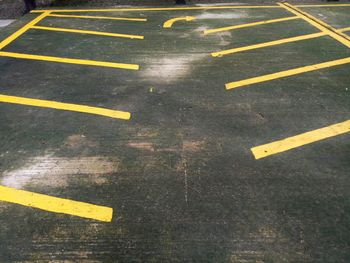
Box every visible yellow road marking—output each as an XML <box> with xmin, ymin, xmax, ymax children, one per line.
<box><xmin>225</xmin><ymin>57</ymin><xmax>350</xmax><ymax>90</ymax></box>
<box><xmin>296</xmin><ymin>4</ymin><xmax>350</xmax><ymax>7</ymax></box>
<box><xmin>204</xmin><ymin>16</ymin><xmax>299</xmax><ymax>35</ymax></box>
<box><xmin>279</xmin><ymin>3</ymin><xmax>350</xmax><ymax>48</ymax></box>
<box><xmin>31</xmin><ymin>5</ymin><xmax>281</xmax><ymax>13</ymax></box>
<box><xmin>212</xmin><ymin>32</ymin><xmax>326</xmax><ymax>57</ymax></box>
<box><xmin>0</xmin><ymin>94</ymin><xmax>131</xmax><ymax>120</ymax></box>
<box><xmin>0</xmin><ymin>12</ymin><xmax>50</xmax><ymax>50</ymax></box>
<box><xmin>163</xmin><ymin>16</ymin><xmax>196</xmax><ymax>28</ymax></box>
<box><xmin>31</xmin><ymin>25</ymin><xmax>144</xmax><ymax>39</ymax></box>
<box><xmin>0</xmin><ymin>51</ymin><xmax>139</xmax><ymax>70</ymax></box>
<box><xmin>251</xmin><ymin>120</ymin><xmax>350</xmax><ymax>159</ymax></box>
<box><xmin>48</xmin><ymin>13</ymin><xmax>147</xmax><ymax>21</ymax></box>
<box><xmin>0</xmin><ymin>185</ymin><xmax>113</xmax><ymax>222</ymax></box>
<box><xmin>339</xmin><ymin>27</ymin><xmax>350</xmax><ymax>33</ymax></box>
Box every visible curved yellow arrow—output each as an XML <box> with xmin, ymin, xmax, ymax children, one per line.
<box><xmin>163</xmin><ymin>16</ymin><xmax>196</xmax><ymax>28</ymax></box>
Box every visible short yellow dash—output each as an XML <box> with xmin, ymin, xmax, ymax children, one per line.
<box><xmin>163</xmin><ymin>16</ymin><xmax>196</xmax><ymax>28</ymax></box>
<box><xmin>212</xmin><ymin>32</ymin><xmax>326</xmax><ymax>57</ymax></box>
<box><xmin>251</xmin><ymin>120</ymin><xmax>350</xmax><ymax>159</ymax></box>
<box><xmin>0</xmin><ymin>51</ymin><xmax>139</xmax><ymax>70</ymax></box>
<box><xmin>225</xmin><ymin>57</ymin><xmax>350</xmax><ymax>90</ymax></box>
<box><xmin>0</xmin><ymin>94</ymin><xmax>131</xmax><ymax>120</ymax></box>
<box><xmin>204</xmin><ymin>16</ymin><xmax>299</xmax><ymax>35</ymax></box>
<box><xmin>31</xmin><ymin>25</ymin><xmax>144</xmax><ymax>39</ymax></box>
<box><xmin>48</xmin><ymin>13</ymin><xmax>147</xmax><ymax>22</ymax></box>
<box><xmin>0</xmin><ymin>185</ymin><xmax>113</xmax><ymax>222</ymax></box>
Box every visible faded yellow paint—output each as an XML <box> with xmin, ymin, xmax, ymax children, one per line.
<box><xmin>225</xmin><ymin>57</ymin><xmax>350</xmax><ymax>89</ymax></box>
<box><xmin>0</xmin><ymin>51</ymin><xmax>139</xmax><ymax>70</ymax></box>
<box><xmin>0</xmin><ymin>185</ymin><xmax>113</xmax><ymax>222</ymax></box>
<box><xmin>0</xmin><ymin>12</ymin><xmax>50</xmax><ymax>50</ymax></box>
<box><xmin>31</xmin><ymin>25</ymin><xmax>144</xmax><ymax>39</ymax></box>
<box><xmin>0</xmin><ymin>94</ymin><xmax>131</xmax><ymax>120</ymax></box>
<box><xmin>279</xmin><ymin>3</ymin><xmax>350</xmax><ymax>48</ymax></box>
<box><xmin>163</xmin><ymin>16</ymin><xmax>196</xmax><ymax>28</ymax></box>
<box><xmin>204</xmin><ymin>16</ymin><xmax>299</xmax><ymax>35</ymax></box>
<box><xmin>251</xmin><ymin>120</ymin><xmax>350</xmax><ymax>159</ymax></box>
<box><xmin>48</xmin><ymin>13</ymin><xmax>147</xmax><ymax>21</ymax></box>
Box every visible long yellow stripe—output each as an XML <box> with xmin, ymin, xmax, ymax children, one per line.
<box><xmin>48</xmin><ymin>13</ymin><xmax>147</xmax><ymax>21</ymax></box>
<box><xmin>279</xmin><ymin>3</ymin><xmax>350</xmax><ymax>48</ymax></box>
<box><xmin>0</xmin><ymin>12</ymin><xmax>50</xmax><ymax>50</ymax></box>
<box><xmin>251</xmin><ymin>120</ymin><xmax>350</xmax><ymax>159</ymax></box>
<box><xmin>31</xmin><ymin>5</ymin><xmax>281</xmax><ymax>13</ymax></box>
<box><xmin>204</xmin><ymin>16</ymin><xmax>299</xmax><ymax>35</ymax></box>
<box><xmin>225</xmin><ymin>57</ymin><xmax>350</xmax><ymax>90</ymax></box>
<box><xmin>212</xmin><ymin>32</ymin><xmax>326</xmax><ymax>57</ymax></box>
<box><xmin>0</xmin><ymin>185</ymin><xmax>113</xmax><ymax>222</ymax></box>
<box><xmin>0</xmin><ymin>94</ymin><xmax>131</xmax><ymax>120</ymax></box>
<box><xmin>163</xmin><ymin>16</ymin><xmax>196</xmax><ymax>28</ymax></box>
<box><xmin>31</xmin><ymin>25</ymin><xmax>144</xmax><ymax>39</ymax></box>
<box><xmin>0</xmin><ymin>51</ymin><xmax>139</xmax><ymax>70</ymax></box>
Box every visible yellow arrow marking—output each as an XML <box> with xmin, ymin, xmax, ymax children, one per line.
<box><xmin>163</xmin><ymin>16</ymin><xmax>196</xmax><ymax>28</ymax></box>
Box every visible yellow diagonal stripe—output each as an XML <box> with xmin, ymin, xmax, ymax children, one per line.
<box><xmin>48</xmin><ymin>13</ymin><xmax>147</xmax><ymax>22</ymax></box>
<box><xmin>0</xmin><ymin>51</ymin><xmax>139</xmax><ymax>70</ymax></box>
<box><xmin>0</xmin><ymin>94</ymin><xmax>131</xmax><ymax>120</ymax></box>
<box><xmin>204</xmin><ymin>16</ymin><xmax>299</xmax><ymax>35</ymax></box>
<box><xmin>0</xmin><ymin>185</ymin><xmax>113</xmax><ymax>222</ymax></box>
<box><xmin>31</xmin><ymin>25</ymin><xmax>144</xmax><ymax>39</ymax></box>
<box><xmin>251</xmin><ymin>120</ymin><xmax>350</xmax><ymax>159</ymax></box>
<box><xmin>163</xmin><ymin>16</ymin><xmax>196</xmax><ymax>28</ymax></box>
<box><xmin>0</xmin><ymin>12</ymin><xmax>50</xmax><ymax>50</ymax></box>
<box><xmin>225</xmin><ymin>57</ymin><xmax>350</xmax><ymax>90</ymax></box>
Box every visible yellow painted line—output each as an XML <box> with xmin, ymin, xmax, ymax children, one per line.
<box><xmin>225</xmin><ymin>57</ymin><xmax>350</xmax><ymax>90</ymax></box>
<box><xmin>251</xmin><ymin>120</ymin><xmax>350</xmax><ymax>159</ymax></box>
<box><xmin>212</xmin><ymin>32</ymin><xmax>326</xmax><ymax>57</ymax></box>
<box><xmin>279</xmin><ymin>3</ymin><xmax>350</xmax><ymax>48</ymax></box>
<box><xmin>0</xmin><ymin>12</ymin><xmax>50</xmax><ymax>50</ymax></box>
<box><xmin>204</xmin><ymin>16</ymin><xmax>299</xmax><ymax>35</ymax></box>
<box><xmin>0</xmin><ymin>185</ymin><xmax>113</xmax><ymax>222</ymax></box>
<box><xmin>0</xmin><ymin>51</ymin><xmax>139</xmax><ymax>70</ymax></box>
<box><xmin>31</xmin><ymin>5</ymin><xmax>281</xmax><ymax>13</ymax></box>
<box><xmin>296</xmin><ymin>4</ymin><xmax>350</xmax><ymax>7</ymax></box>
<box><xmin>163</xmin><ymin>16</ymin><xmax>196</xmax><ymax>28</ymax></box>
<box><xmin>339</xmin><ymin>27</ymin><xmax>350</xmax><ymax>33</ymax></box>
<box><xmin>48</xmin><ymin>13</ymin><xmax>147</xmax><ymax>21</ymax></box>
<box><xmin>0</xmin><ymin>94</ymin><xmax>131</xmax><ymax>120</ymax></box>
<box><xmin>31</xmin><ymin>25</ymin><xmax>144</xmax><ymax>39</ymax></box>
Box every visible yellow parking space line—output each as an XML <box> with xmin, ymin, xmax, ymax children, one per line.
<box><xmin>279</xmin><ymin>3</ymin><xmax>350</xmax><ymax>48</ymax></box>
<box><xmin>225</xmin><ymin>57</ymin><xmax>350</xmax><ymax>90</ymax></box>
<box><xmin>296</xmin><ymin>4</ymin><xmax>350</xmax><ymax>7</ymax></box>
<box><xmin>251</xmin><ymin>120</ymin><xmax>350</xmax><ymax>159</ymax></box>
<box><xmin>0</xmin><ymin>51</ymin><xmax>139</xmax><ymax>70</ymax></box>
<box><xmin>212</xmin><ymin>32</ymin><xmax>326</xmax><ymax>57</ymax></box>
<box><xmin>339</xmin><ymin>27</ymin><xmax>350</xmax><ymax>33</ymax></box>
<box><xmin>0</xmin><ymin>185</ymin><xmax>113</xmax><ymax>222</ymax></box>
<box><xmin>48</xmin><ymin>13</ymin><xmax>147</xmax><ymax>21</ymax></box>
<box><xmin>0</xmin><ymin>12</ymin><xmax>50</xmax><ymax>50</ymax></box>
<box><xmin>31</xmin><ymin>5</ymin><xmax>281</xmax><ymax>13</ymax></box>
<box><xmin>204</xmin><ymin>16</ymin><xmax>299</xmax><ymax>35</ymax></box>
<box><xmin>163</xmin><ymin>16</ymin><xmax>195</xmax><ymax>28</ymax></box>
<box><xmin>31</xmin><ymin>25</ymin><xmax>144</xmax><ymax>39</ymax></box>
<box><xmin>0</xmin><ymin>94</ymin><xmax>131</xmax><ymax>120</ymax></box>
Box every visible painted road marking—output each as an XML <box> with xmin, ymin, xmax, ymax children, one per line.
<box><xmin>0</xmin><ymin>51</ymin><xmax>139</xmax><ymax>70</ymax></box>
<box><xmin>251</xmin><ymin>120</ymin><xmax>350</xmax><ymax>159</ymax></box>
<box><xmin>213</xmin><ymin>27</ymin><xmax>350</xmax><ymax>57</ymax></box>
<box><xmin>0</xmin><ymin>94</ymin><xmax>131</xmax><ymax>120</ymax></box>
<box><xmin>48</xmin><ymin>13</ymin><xmax>147</xmax><ymax>22</ymax></box>
<box><xmin>225</xmin><ymin>57</ymin><xmax>350</xmax><ymax>90</ymax></box>
<box><xmin>163</xmin><ymin>16</ymin><xmax>196</xmax><ymax>28</ymax></box>
<box><xmin>31</xmin><ymin>5</ymin><xmax>281</xmax><ymax>13</ymax></box>
<box><xmin>0</xmin><ymin>12</ymin><xmax>50</xmax><ymax>50</ymax></box>
<box><xmin>279</xmin><ymin>3</ymin><xmax>350</xmax><ymax>48</ymax></box>
<box><xmin>0</xmin><ymin>185</ymin><xmax>113</xmax><ymax>222</ymax></box>
<box><xmin>204</xmin><ymin>16</ymin><xmax>299</xmax><ymax>35</ymax></box>
<box><xmin>31</xmin><ymin>25</ymin><xmax>144</xmax><ymax>39</ymax></box>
